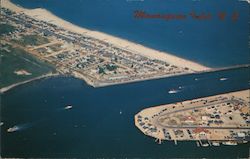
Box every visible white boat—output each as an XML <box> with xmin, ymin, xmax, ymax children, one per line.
<box><xmin>200</xmin><ymin>140</ymin><xmax>210</xmax><ymax>147</ymax></box>
<box><xmin>7</xmin><ymin>126</ymin><xmax>19</xmax><ymax>132</ymax></box>
<box><xmin>220</xmin><ymin>78</ymin><xmax>228</xmax><ymax>81</ymax></box>
<box><xmin>168</xmin><ymin>89</ymin><xmax>179</xmax><ymax>94</ymax></box>
<box><xmin>64</xmin><ymin>105</ymin><xmax>73</xmax><ymax>110</ymax></box>
<box><xmin>0</xmin><ymin>122</ymin><xmax>3</xmax><ymax>126</ymax></box>
<box><xmin>201</xmin><ymin>143</ymin><xmax>209</xmax><ymax>147</ymax></box>
<box><xmin>119</xmin><ymin>110</ymin><xmax>122</xmax><ymax>115</ymax></box>
<box><xmin>212</xmin><ymin>142</ymin><xmax>220</xmax><ymax>146</ymax></box>
<box><xmin>222</xmin><ymin>141</ymin><xmax>237</xmax><ymax>146</ymax></box>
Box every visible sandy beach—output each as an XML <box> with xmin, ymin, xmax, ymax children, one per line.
<box><xmin>137</xmin><ymin>89</ymin><xmax>250</xmax><ymax>117</ymax></box>
<box><xmin>2</xmin><ymin>0</ymin><xmax>210</xmax><ymax>72</ymax></box>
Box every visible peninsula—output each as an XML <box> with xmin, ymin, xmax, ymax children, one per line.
<box><xmin>1</xmin><ymin>0</ymin><xmax>210</xmax><ymax>91</ymax></box>
<box><xmin>135</xmin><ymin>90</ymin><xmax>250</xmax><ymax>146</ymax></box>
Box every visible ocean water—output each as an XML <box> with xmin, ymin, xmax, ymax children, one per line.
<box><xmin>11</xmin><ymin>0</ymin><xmax>250</xmax><ymax>67</ymax></box>
<box><xmin>1</xmin><ymin>67</ymin><xmax>250</xmax><ymax>158</ymax></box>
<box><xmin>2</xmin><ymin>0</ymin><xmax>250</xmax><ymax>158</ymax></box>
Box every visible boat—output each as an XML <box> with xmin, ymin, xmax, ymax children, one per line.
<box><xmin>196</xmin><ymin>141</ymin><xmax>200</xmax><ymax>147</ymax></box>
<box><xmin>212</xmin><ymin>142</ymin><xmax>220</xmax><ymax>146</ymax></box>
<box><xmin>7</xmin><ymin>126</ymin><xmax>19</xmax><ymax>132</ymax></box>
<box><xmin>119</xmin><ymin>110</ymin><xmax>122</xmax><ymax>115</ymax></box>
<box><xmin>222</xmin><ymin>141</ymin><xmax>238</xmax><ymax>145</ymax></box>
<box><xmin>200</xmin><ymin>140</ymin><xmax>210</xmax><ymax>147</ymax></box>
<box><xmin>168</xmin><ymin>89</ymin><xmax>179</xmax><ymax>94</ymax></box>
<box><xmin>64</xmin><ymin>105</ymin><xmax>73</xmax><ymax>110</ymax></box>
<box><xmin>220</xmin><ymin>78</ymin><xmax>228</xmax><ymax>81</ymax></box>
<box><xmin>0</xmin><ymin>122</ymin><xmax>3</xmax><ymax>126</ymax></box>
<box><xmin>201</xmin><ymin>143</ymin><xmax>209</xmax><ymax>147</ymax></box>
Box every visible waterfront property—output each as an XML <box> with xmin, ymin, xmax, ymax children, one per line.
<box><xmin>135</xmin><ymin>90</ymin><xmax>250</xmax><ymax>146</ymax></box>
<box><xmin>0</xmin><ymin>5</ymin><xmax>208</xmax><ymax>89</ymax></box>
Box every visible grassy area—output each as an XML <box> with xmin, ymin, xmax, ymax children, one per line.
<box><xmin>0</xmin><ymin>23</ymin><xmax>16</xmax><ymax>35</ymax></box>
<box><xmin>13</xmin><ymin>34</ymin><xmax>50</xmax><ymax>46</ymax></box>
<box><xmin>0</xmin><ymin>44</ymin><xmax>55</xmax><ymax>88</ymax></box>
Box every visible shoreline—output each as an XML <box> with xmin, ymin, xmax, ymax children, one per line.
<box><xmin>137</xmin><ymin>89</ymin><xmax>250</xmax><ymax>113</ymax></box>
<box><xmin>2</xmin><ymin>64</ymin><xmax>248</xmax><ymax>93</ymax></box>
<box><xmin>2</xmin><ymin>0</ymin><xmax>210</xmax><ymax>72</ymax></box>
<box><xmin>0</xmin><ymin>72</ymin><xmax>59</xmax><ymax>93</ymax></box>
<box><xmin>135</xmin><ymin>89</ymin><xmax>250</xmax><ymax>144</ymax></box>
<box><xmin>90</xmin><ymin>64</ymin><xmax>250</xmax><ymax>88</ymax></box>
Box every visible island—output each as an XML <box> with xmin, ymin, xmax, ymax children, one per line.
<box><xmin>135</xmin><ymin>89</ymin><xmax>250</xmax><ymax>146</ymax></box>
<box><xmin>0</xmin><ymin>0</ymin><xmax>211</xmax><ymax>93</ymax></box>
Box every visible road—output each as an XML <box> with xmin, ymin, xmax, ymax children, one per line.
<box><xmin>154</xmin><ymin>99</ymin><xmax>249</xmax><ymax>130</ymax></box>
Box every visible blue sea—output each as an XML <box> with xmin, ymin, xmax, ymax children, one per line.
<box><xmin>1</xmin><ymin>0</ymin><xmax>250</xmax><ymax>158</ymax></box>
<box><xmin>1</xmin><ymin>67</ymin><xmax>250</xmax><ymax>158</ymax></box>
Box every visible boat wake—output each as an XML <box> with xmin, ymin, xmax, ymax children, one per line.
<box><xmin>194</xmin><ymin>77</ymin><xmax>229</xmax><ymax>82</ymax></box>
<box><xmin>168</xmin><ymin>86</ymin><xmax>184</xmax><ymax>94</ymax></box>
<box><xmin>7</xmin><ymin>123</ymin><xmax>32</xmax><ymax>132</ymax></box>
<box><xmin>194</xmin><ymin>78</ymin><xmax>199</xmax><ymax>81</ymax></box>
<box><xmin>220</xmin><ymin>77</ymin><xmax>228</xmax><ymax>81</ymax></box>
<box><xmin>56</xmin><ymin>105</ymin><xmax>73</xmax><ymax>111</ymax></box>
<box><xmin>7</xmin><ymin>120</ymin><xmax>45</xmax><ymax>133</ymax></box>
<box><xmin>168</xmin><ymin>90</ymin><xmax>180</xmax><ymax>94</ymax></box>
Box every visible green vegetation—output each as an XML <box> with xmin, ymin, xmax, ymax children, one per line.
<box><xmin>106</xmin><ymin>64</ymin><xmax>118</xmax><ymax>71</ymax></box>
<box><xmin>0</xmin><ymin>44</ymin><xmax>55</xmax><ymax>88</ymax></box>
<box><xmin>97</xmin><ymin>64</ymin><xmax>118</xmax><ymax>74</ymax></box>
<box><xmin>0</xmin><ymin>23</ymin><xmax>16</xmax><ymax>35</ymax></box>
<box><xmin>13</xmin><ymin>34</ymin><xmax>50</xmax><ymax>46</ymax></box>
<box><xmin>98</xmin><ymin>66</ymin><xmax>105</xmax><ymax>74</ymax></box>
